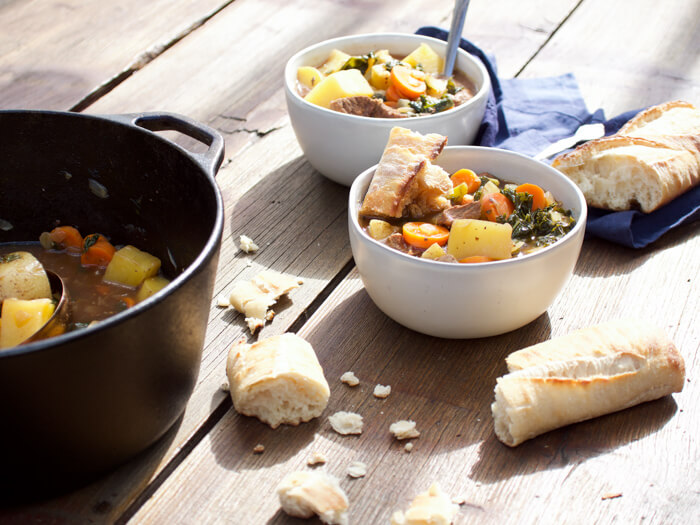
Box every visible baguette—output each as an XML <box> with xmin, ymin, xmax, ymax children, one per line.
<box><xmin>552</xmin><ymin>100</ymin><xmax>700</xmax><ymax>212</ymax></box>
<box><xmin>492</xmin><ymin>319</ymin><xmax>685</xmax><ymax>447</ymax></box>
<box><xmin>226</xmin><ymin>333</ymin><xmax>330</xmax><ymax>428</ymax></box>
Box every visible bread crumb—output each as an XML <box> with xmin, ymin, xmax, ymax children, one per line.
<box><xmin>277</xmin><ymin>471</ymin><xmax>348</xmax><ymax>525</ymax></box>
<box><xmin>340</xmin><ymin>371</ymin><xmax>360</xmax><ymax>387</ymax></box>
<box><xmin>307</xmin><ymin>452</ymin><xmax>328</xmax><ymax>466</ymax></box>
<box><xmin>373</xmin><ymin>384</ymin><xmax>391</xmax><ymax>398</ymax></box>
<box><xmin>253</xmin><ymin>444</ymin><xmax>265</xmax><ymax>454</ymax></box>
<box><xmin>404</xmin><ymin>442</ymin><xmax>413</xmax><ymax>452</ymax></box>
<box><xmin>602</xmin><ymin>492</ymin><xmax>622</xmax><ymax>500</ymax></box>
<box><xmin>239</xmin><ymin>235</ymin><xmax>259</xmax><ymax>253</ymax></box>
<box><xmin>329</xmin><ymin>411</ymin><xmax>363</xmax><ymax>435</ymax></box>
<box><xmin>347</xmin><ymin>461</ymin><xmax>367</xmax><ymax>478</ymax></box>
<box><xmin>215</xmin><ymin>293</ymin><xmax>231</xmax><ymax>307</ymax></box>
<box><xmin>229</xmin><ymin>270</ymin><xmax>302</xmax><ymax>333</ymax></box>
<box><xmin>390</xmin><ymin>420</ymin><xmax>420</xmax><ymax>440</ymax></box>
<box><xmin>390</xmin><ymin>483</ymin><xmax>458</xmax><ymax>525</ymax></box>
<box><xmin>220</xmin><ymin>381</ymin><xmax>230</xmax><ymax>392</ymax></box>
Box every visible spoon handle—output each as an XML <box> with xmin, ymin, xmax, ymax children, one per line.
<box><xmin>443</xmin><ymin>0</ymin><xmax>471</xmax><ymax>77</ymax></box>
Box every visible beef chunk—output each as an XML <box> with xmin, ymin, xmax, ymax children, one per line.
<box><xmin>435</xmin><ymin>201</ymin><xmax>482</xmax><ymax>227</ymax></box>
<box><xmin>453</xmin><ymin>87</ymin><xmax>475</xmax><ymax>107</ymax></box>
<box><xmin>385</xmin><ymin>233</ymin><xmax>420</xmax><ymax>256</ymax></box>
<box><xmin>330</xmin><ymin>96</ymin><xmax>406</xmax><ymax>118</ymax></box>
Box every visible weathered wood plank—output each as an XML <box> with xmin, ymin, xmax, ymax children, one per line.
<box><xmin>0</xmin><ymin>0</ymin><xmax>232</xmax><ymax>110</ymax></box>
<box><xmin>130</xmin><ymin>225</ymin><xmax>699</xmax><ymax>524</ymax></box>
<box><xmin>521</xmin><ymin>0</ymin><xmax>700</xmax><ymax>116</ymax></box>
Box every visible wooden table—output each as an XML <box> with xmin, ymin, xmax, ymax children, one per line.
<box><xmin>1</xmin><ymin>0</ymin><xmax>698</xmax><ymax>523</ymax></box>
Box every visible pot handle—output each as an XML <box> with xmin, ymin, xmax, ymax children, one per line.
<box><xmin>107</xmin><ymin>112</ymin><xmax>225</xmax><ymax>177</ymax></box>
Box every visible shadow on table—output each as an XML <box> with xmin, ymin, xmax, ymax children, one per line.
<box><xmin>468</xmin><ymin>395</ymin><xmax>678</xmax><ymax>484</ymax></box>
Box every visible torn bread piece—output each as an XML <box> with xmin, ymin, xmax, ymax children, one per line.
<box><xmin>346</xmin><ymin>461</ymin><xmax>367</xmax><ymax>478</ymax></box>
<box><xmin>329</xmin><ymin>411</ymin><xmax>363</xmax><ymax>435</ymax></box>
<box><xmin>390</xmin><ymin>483</ymin><xmax>459</xmax><ymax>525</ymax></box>
<box><xmin>373</xmin><ymin>384</ymin><xmax>391</xmax><ymax>398</ymax></box>
<box><xmin>552</xmin><ymin>100</ymin><xmax>700</xmax><ymax>212</ymax></box>
<box><xmin>390</xmin><ymin>420</ymin><xmax>420</xmax><ymax>440</ymax></box>
<box><xmin>340</xmin><ymin>371</ymin><xmax>360</xmax><ymax>387</ymax></box>
<box><xmin>226</xmin><ymin>333</ymin><xmax>330</xmax><ymax>429</ymax></box>
<box><xmin>239</xmin><ymin>234</ymin><xmax>259</xmax><ymax>253</ymax></box>
<box><xmin>360</xmin><ymin>127</ymin><xmax>451</xmax><ymax>219</ymax></box>
<box><xmin>492</xmin><ymin>319</ymin><xmax>685</xmax><ymax>447</ymax></box>
<box><xmin>277</xmin><ymin>471</ymin><xmax>349</xmax><ymax>525</ymax></box>
<box><xmin>228</xmin><ymin>270</ymin><xmax>303</xmax><ymax>333</ymax></box>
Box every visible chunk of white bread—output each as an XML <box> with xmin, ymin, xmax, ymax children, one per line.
<box><xmin>277</xmin><ymin>471</ymin><xmax>349</xmax><ymax>525</ymax></box>
<box><xmin>492</xmin><ymin>319</ymin><xmax>685</xmax><ymax>447</ymax></box>
<box><xmin>390</xmin><ymin>483</ymin><xmax>459</xmax><ymax>525</ymax></box>
<box><xmin>228</xmin><ymin>270</ymin><xmax>303</xmax><ymax>333</ymax></box>
<box><xmin>226</xmin><ymin>333</ymin><xmax>330</xmax><ymax>428</ymax></box>
<box><xmin>360</xmin><ymin>127</ymin><xmax>452</xmax><ymax>219</ymax></box>
<box><xmin>552</xmin><ymin>100</ymin><xmax>700</xmax><ymax>212</ymax></box>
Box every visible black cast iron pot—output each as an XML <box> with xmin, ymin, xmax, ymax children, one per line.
<box><xmin>0</xmin><ymin>111</ymin><xmax>224</xmax><ymax>494</ymax></box>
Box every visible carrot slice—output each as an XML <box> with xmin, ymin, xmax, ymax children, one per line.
<box><xmin>81</xmin><ymin>234</ymin><xmax>116</xmax><ymax>268</ymax></box>
<box><xmin>385</xmin><ymin>83</ymin><xmax>402</xmax><ymax>102</ymax></box>
<box><xmin>459</xmin><ymin>256</ymin><xmax>496</xmax><ymax>264</ymax></box>
<box><xmin>451</xmin><ymin>169</ymin><xmax>481</xmax><ymax>193</ymax></box>
<box><xmin>516</xmin><ymin>183</ymin><xmax>547</xmax><ymax>210</ymax></box>
<box><xmin>402</xmin><ymin>222</ymin><xmax>449</xmax><ymax>249</ymax></box>
<box><xmin>390</xmin><ymin>65</ymin><xmax>426</xmax><ymax>99</ymax></box>
<box><xmin>480</xmin><ymin>193</ymin><xmax>515</xmax><ymax>222</ymax></box>
<box><xmin>49</xmin><ymin>226</ymin><xmax>83</xmax><ymax>252</ymax></box>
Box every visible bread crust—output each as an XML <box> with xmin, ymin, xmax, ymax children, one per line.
<box><xmin>552</xmin><ymin>100</ymin><xmax>700</xmax><ymax>212</ymax></box>
<box><xmin>492</xmin><ymin>319</ymin><xmax>685</xmax><ymax>447</ymax></box>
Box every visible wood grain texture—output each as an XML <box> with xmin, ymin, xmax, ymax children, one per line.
<box><xmin>0</xmin><ymin>0</ymin><xmax>231</xmax><ymax>110</ymax></box>
<box><xmin>1</xmin><ymin>0</ymin><xmax>697</xmax><ymax>522</ymax></box>
<box><xmin>521</xmin><ymin>0</ymin><xmax>700</xmax><ymax>116</ymax></box>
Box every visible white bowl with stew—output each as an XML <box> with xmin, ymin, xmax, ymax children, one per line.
<box><xmin>348</xmin><ymin>146</ymin><xmax>587</xmax><ymax>339</ymax></box>
<box><xmin>285</xmin><ymin>33</ymin><xmax>490</xmax><ymax>186</ymax></box>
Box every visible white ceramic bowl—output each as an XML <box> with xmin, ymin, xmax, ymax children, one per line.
<box><xmin>285</xmin><ymin>33</ymin><xmax>490</xmax><ymax>186</ymax></box>
<box><xmin>348</xmin><ymin>146</ymin><xmax>587</xmax><ymax>339</ymax></box>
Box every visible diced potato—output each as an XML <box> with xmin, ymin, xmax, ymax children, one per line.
<box><xmin>480</xmin><ymin>180</ymin><xmax>500</xmax><ymax>197</ymax></box>
<box><xmin>425</xmin><ymin>74</ymin><xmax>448</xmax><ymax>97</ymax></box>
<box><xmin>297</xmin><ymin>66</ymin><xmax>324</xmax><ymax>89</ymax></box>
<box><xmin>369</xmin><ymin>64</ymin><xmax>390</xmax><ymax>90</ymax></box>
<box><xmin>136</xmin><ymin>275</ymin><xmax>170</xmax><ymax>303</ymax></box>
<box><xmin>421</xmin><ymin>243</ymin><xmax>446</xmax><ymax>260</ymax></box>
<box><xmin>403</xmin><ymin>43</ymin><xmax>444</xmax><ymax>75</ymax></box>
<box><xmin>0</xmin><ymin>251</ymin><xmax>51</xmax><ymax>302</ymax></box>
<box><xmin>318</xmin><ymin>49</ymin><xmax>351</xmax><ymax>75</ymax></box>
<box><xmin>0</xmin><ymin>298</ymin><xmax>55</xmax><ymax>348</ymax></box>
<box><xmin>104</xmin><ymin>245</ymin><xmax>161</xmax><ymax>288</ymax></box>
<box><xmin>373</xmin><ymin>49</ymin><xmax>394</xmax><ymax>64</ymax></box>
<box><xmin>304</xmin><ymin>70</ymin><xmax>374</xmax><ymax>109</ymax></box>
<box><xmin>447</xmin><ymin>219</ymin><xmax>513</xmax><ymax>261</ymax></box>
<box><xmin>368</xmin><ymin>219</ymin><xmax>396</xmax><ymax>240</ymax></box>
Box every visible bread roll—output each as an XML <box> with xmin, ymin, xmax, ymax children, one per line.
<box><xmin>552</xmin><ymin>100</ymin><xmax>700</xmax><ymax>212</ymax></box>
<box><xmin>492</xmin><ymin>320</ymin><xmax>685</xmax><ymax>447</ymax></box>
<box><xmin>390</xmin><ymin>483</ymin><xmax>458</xmax><ymax>525</ymax></box>
<box><xmin>226</xmin><ymin>333</ymin><xmax>330</xmax><ymax>428</ymax></box>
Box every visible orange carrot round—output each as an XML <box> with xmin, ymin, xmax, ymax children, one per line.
<box><xmin>480</xmin><ymin>193</ymin><xmax>515</xmax><ymax>222</ymax></box>
<box><xmin>459</xmin><ymin>256</ymin><xmax>496</xmax><ymax>264</ymax></box>
<box><xmin>402</xmin><ymin>222</ymin><xmax>449</xmax><ymax>249</ymax></box>
<box><xmin>81</xmin><ymin>234</ymin><xmax>116</xmax><ymax>268</ymax></box>
<box><xmin>385</xmin><ymin>83</ymin><xmax>402</xmax><ymax>102</ymax></box>
<box><xmin>390</xmin><ymin>65</ymin><xmax>426</xmax><ymax>99</ymax></box>
<box><xmin>516</xmin><ymin>183</ymin><xmax>547</xmax><ymax>210</ymax></box>
<box><xmin>451</xmin><ymin>169</ymin><xmax>481</xmax><ymax>193</ymax></box>
<box><xmin>49</xmin><ymin>226</ymin><xmax>83</xmax><ymax>252</ymax></box>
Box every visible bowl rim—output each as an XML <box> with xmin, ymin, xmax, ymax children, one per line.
<box><xmin>349</xmin><ymin>145</ymin><xmax>588</xmax><ymax>269</ymax></box>
<box><xmin>284</xmin><ymin>32</ymin><xmax>491</xmax><ymax>123</ymax></box>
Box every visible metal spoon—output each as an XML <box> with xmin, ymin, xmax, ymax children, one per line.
<box><xmin>533</xmin><ymin>122</ymin><xmax>606</xmax><ymax>161</ymax></box>
<box><xmin>443</xmin><ymin>0</ymin><xmax>472</xmax><ymax>77</ymax></box>
<box><xmin>25</xmin><ymin>270</ymin><xmax>71</xmax><ymax>344</ymax></box>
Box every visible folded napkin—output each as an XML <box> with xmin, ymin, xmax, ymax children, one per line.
<box><xmin>416</xmin><ymin>26</ymin><xmax>700</xmax><ymax>248</ymax></box>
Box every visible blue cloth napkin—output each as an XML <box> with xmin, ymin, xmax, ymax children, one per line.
<box><xmin>416</xmin><ymin>26</ymin><xmax>700</xmax><ymax>248</ymax></box>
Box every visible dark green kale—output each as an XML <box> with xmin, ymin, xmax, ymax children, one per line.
<box><xmin>408</xmin><ymin>94</ymin><xmax>455</xmax><ymax>114</ymax></box>
<box><xmin>340</xmin><ymin>52</ymin><xmax>375</xmax><ymax>75</ymax></box>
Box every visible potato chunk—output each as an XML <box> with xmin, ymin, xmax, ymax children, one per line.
<box><xmin>421</xmin><ymin>242</ymin><xmax>446</xmax><ymax>260</ymax></box>
<box><xmin>304</xmin><ymin>70</ymin><xmax>374</xmax><ymax>109</ymax></box>
<box><xmin>368</xmin><ymin>219</ymin><xmax>396</xmax><ymax>240</ymax></box>
<box><xmin>104</xmin><ymin>245</ymin><xmax>161</xmax><ymax>288</ymax></box>
<box><xmin>318</xmin><ymin>49</ymin><xmax>351</xmax><ymax>75</ymax></box>
<box><xmin>297</xmin><ymin>66</ymin><xmax>324</xmax><ymax>89</ymax></box>
<box><xmin>136</xmin><ymin>275</ymin><xmax>170</xmax><ymax>302</ymax></box>
<box><xmin>0</xmin><ymin>298</ymin><xmax>55</xmax><ymax>348</ymax></box>
<box><xmin>370</xmin><ymin>64</ymin><xmax>390</xmax><ymax>90</ymax></box>
<box><xmin>447</xmin><ymin>219</ymin><xmax>513</xmax><ymax>261</ymax></box>
<box><xmin>403</xmin><ymin>43</ymin><xmax>444</xmax><ymax>75</ymax></box>
<box><xmin>0</xmin><ymin>251</ymin><xmax>51</xmax><ymax>302</ymax></box>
